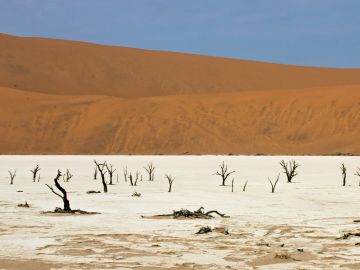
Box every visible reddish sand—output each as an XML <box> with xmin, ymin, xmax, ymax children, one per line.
<box><xmin>0</xmin><ymin>34</ymin><xmax>359</xmax><ymax>155</ymax></box>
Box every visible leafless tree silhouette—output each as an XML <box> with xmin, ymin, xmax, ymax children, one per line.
<box><xmin>105</xmin><ymin>163</ymin><xmax>116</xmax><ymax>185</ymax></box>
<box><xmin>129</xmin><ymin>171</ymin><xmax>140</xmax><ymax>186</ymax></box>
<box><xmin>280</xmin><ymin>160</ymin><xmax>300</xmax><ymax>183</ymax></box>
<box><xmin>46</xmin><ymin>170</ymin><xmax>71</xmax><ymax>211</ymax></box>
<box><xmin>214</xmin><ymin>161</ymin><xmax>235</xmax><ymax>186</ymax></box>
<box><xmin>144</xmin><ymin>162</ymin><xmax>155</xmax><ymax>181</ymax></box>
<box><xmin>268</xmin><ymin>174</ymin><xmax>280</xmax><ymax>193</ymax></box>
<box><xmin>9</xmin><ymin>170</ymin><xmax>16</xmax><ymax>185</ymax></box>
<box><xmin>94</xmin><ymin>160</ymin><xmax>108</xmax><ymax>193</ymax></box>
<box><xmin>165</xmin><ymin>174</ymin><xmax>175</xmax><ymax>192</ymax></box>
<box><xmin>31</xmin><ymin>165</ymin><xmax>40</xmax><ymax>182</ymax></box>
<box><xmin>123</xmin><ymin>166</ymin><xmax>128</xmax><ymax>182</ymax></box>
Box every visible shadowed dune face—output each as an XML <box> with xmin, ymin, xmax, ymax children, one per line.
<box><xmin>0</xmin><ymin>34</ymin><xmax>359</xmax><ymax>154</ymax></box>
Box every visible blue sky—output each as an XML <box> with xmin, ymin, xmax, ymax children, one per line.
<box><xmin>0</xmin><ymin>0</ymin><xmax>359</xmax><ymax>67</ymax></box>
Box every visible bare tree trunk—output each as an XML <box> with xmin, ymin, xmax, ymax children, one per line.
<box><xmin>165</xmin><ymin>174</ymin><xmax>175</xmax><ymax>192</ymax></box>
<box><xmin>144</xmin><ymin>162</ymin><xmax>155</xmax><ymax>181</ymax></box>
<box><xmin>231</xmin><ymin>178</ymin><xmax>234</xmax><ymax>192</ymax></box>
<box><xmin>106</xmin><ymin>163</ymin><xmax>116</xmax><ymax>185</ymax></box>
<box><xmin>268</xmin><ymin>174</ymin><xmax>280</xmax><ymax>193</ymax></box>
<box><xmin>9</xmin><ymin>170</ymin><xmax>16</xmax><ymax>185</ymax></box>
<box><xmin>341</xmin><ymin>163</ymin><xmax>347</xmax><ymax>186</ymax></box>
<box><xmin>94</xmin><ymin>160</ymin><xmax>108</xmax><ymax>193</ymax></box>
<box><xmin>31</xmin><ymin>165</ymin><xmax>40</xmax><ymax>182</ymax></box>
<box><xmin>214</xmin><ymin>161</ymin><xmax>235</xmax><ymax>186</ymax></box>
<box><xmin>280</xmin><ymin>160</ymin><xmax>300</xmax><ymax>183</ymax></box>
<box><xmin>46</xmin><ymin>170</ymin><xmax>71</xmax><ymax>211</ymax></box>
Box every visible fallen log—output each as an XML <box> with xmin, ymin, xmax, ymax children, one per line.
<box><xmin>141</xmin><ymin>207</ymin><xmax>229</xmax><ymax>219</ymax></box>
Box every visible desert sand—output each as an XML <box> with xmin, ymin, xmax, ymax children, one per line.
<box><xmin>0</xmin><ymin>33</ymin><xmax>359</xmax><ymax>155</ymax></box>
<box><xmin>1</xmin><ymin>155</ymin><xmax>360</xmax><ymax>269</ymax></box>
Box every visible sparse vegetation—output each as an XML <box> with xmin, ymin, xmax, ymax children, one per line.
<box><xmin>214</xmin><ymin>161</ymin><xmax>235</xmax><ymax>186</ymax></box>
<box><xmin>280</xmin><ymin>160</ymin><xmax>300</xmax><ymax>183</ymax></box>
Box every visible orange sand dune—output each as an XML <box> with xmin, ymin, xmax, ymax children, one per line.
<box><xmin>0</xmin><ymin>34</ymin><xmax>359</xmax><ymax>155</ymax></box>
<box><xmin>1</xmin><ymin>85</ymin><xmax>359</xmax><ymax>155</ymax></box>
<box><xmin>1</xmin><ymin>33</ymin><xmax>360</xmax><ymax>98</ymax></box>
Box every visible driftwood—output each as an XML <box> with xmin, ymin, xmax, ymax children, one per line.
<box><xmin>43</xmin><ymin>207</ymin><xmax>99</xmax><ymax>215</ymax></box>
<box><xmin>141</xmin><ymin>207</ymin><xmax>229</xmax><ymax>219</ymax></box>
<box><xmin>132</xmin><ymin>191</ymin><xmax>141</xmax><ymax>197</ymax></box>
<box><xmin>196</xmin><ymin>226</ymin><xmax>229</xmax><ymax>235</ymax></box>
<box><xmin>87</xmin><ymin>190</ymin><xmax>101</xmax><ymax>194</ymax></box>
<box><xmin>17</xmin><ymin>201</ymin><xmax>30</xmax><ymax>208</ymax></box>
<box><xmin>196</xmin><ymin>226</ymin><xmax>212</xmax><ymax>234</ymax></box>
<box><xmin>337</xmin><ymin>232</ymin><xmax>360</xmax><ymax>240</ymax></box>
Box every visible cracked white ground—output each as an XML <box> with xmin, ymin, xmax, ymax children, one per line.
<box><xmin>1</xmin><ymin>155</ymin><xmax>360</xmax><ymax>269</ymax></box>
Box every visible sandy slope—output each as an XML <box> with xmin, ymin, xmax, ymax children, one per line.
<box><xmin>0</xmin><ymin>34</ymin><xmax>359</xmax><ymax>154</ymax></box>
<box><xmin>0</xmin><ymin>85</ymin><xmax>359</xmax><ymax>155</ymax></box>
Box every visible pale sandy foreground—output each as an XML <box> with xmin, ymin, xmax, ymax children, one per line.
<box><xmin>1</xmin><ymin>156</ymin><xmax>360</xmax><ymax>269</ymax></box>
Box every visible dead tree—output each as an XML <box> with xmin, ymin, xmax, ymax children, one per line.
<box><xmin>231</xmin><ymin>178</ymin><xmax>235</xmax><ymax>192</ymax></box>
<box><xmin>9</xmin><ymin>170</ymin><xmax>16</xmax><ymax>185</ymax></box>
<box><xmin>94</xmin><ymin>160</ymin><xmax>108</xmax><ymax>193</ymax></box>
<box><xmin>340</xmin><ymin>163</ymin><xmax>347</xmax><ymax>186</ymax></box>
<box><xmin>129</xmin><ymin>171</ymin><xmax>140</xmax><ymax>186</ymax></box>
<box><xmin>93</xmin><ymin>167</ymin><xmax>98</xmax><ymax>180</ymax></box>
<box><xmin>242</xmin><ymin>180</ymin><xmax>248</xmax><ymax>191</ymax></box>
<box><xmin>46</xmin><ymin>170</ymin><xmax>71</xmax><ymax>211</ymax></box>
<box><xmin>105</xmin><ymin>163</ymin><xmax>116</xmax><ymax>185</ymax></box>
<box><xmin>268</xmin><ymin>174</ymin><xmax>280</xmax><ymax>193</ymax></box>
<box><xmin>31</xmin><ymin>165</ymin><xmax>41</xmax><ymax>182</ymax></box>
<box><xmin>123</xmin><ymin>166</ymin><xmax>128</xmax><ymax>182</ymax></box>
<box><xmin>144</xmin><ymin>162</ymin><xmax>155</xmax><ymax>181</ymax></box>
<box><xmin>355</xmin><ymin>168</ymin><xmax>360</xmax><ymax>186</ymax></box>
<box><xmin>37</xmin><ymin>174</ymin><xmax>41</xmax><ymax>182</ymax></box>
<box><xmin>165</xmin><ymin>174</ymin><xmax>175</xmax><ymax>192</ymax></box>
<box><xmin>214</xmin><ymin>161</ymin><xmax>235</xmax><ymax>186</ymax></box>
<box><xmin>65</xmin><ymin>169</ymin><xmax>73</xmax><ymax>182</ymax></box>
<box><xmin>280</xmin><ymin>160</ymin><xmax>300</xmax><ymax>183</ymax></box>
